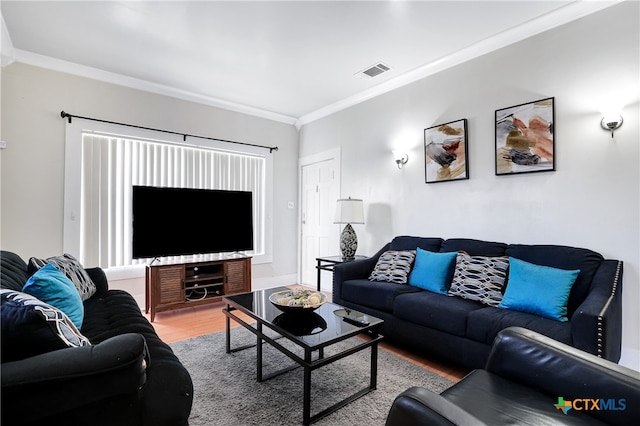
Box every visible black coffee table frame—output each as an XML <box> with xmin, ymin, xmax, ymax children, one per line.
<box><xmin>223</xmin><ymin>289</ymin><xmax>384</xmax><ymax>425</ymax></box>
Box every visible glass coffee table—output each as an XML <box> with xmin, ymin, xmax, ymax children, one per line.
<box><xmin>223</xmin><ymin>287</ymin><xmax>384</xmax><ymax>425</ymax></box>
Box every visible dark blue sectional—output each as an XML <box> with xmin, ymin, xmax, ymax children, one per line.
<box><xmin>332</xmin><ymin>236</ymin><xmax>623</xmax><ymax>369</ymax></box>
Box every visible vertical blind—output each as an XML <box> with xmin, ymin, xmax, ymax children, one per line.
<box><xmin>81</xmin><ymin>133</ymin><xmax>265</xmax><ymax>268</ymax></box>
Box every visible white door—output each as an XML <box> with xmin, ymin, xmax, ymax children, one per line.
<box><xmin>300</xmin><ymin>153</ymin><xmax>340</xmax><ymax>290</ymax></box>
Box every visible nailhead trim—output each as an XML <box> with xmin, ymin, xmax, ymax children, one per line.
<box><xmin>596</xmin><ymin>261</ymin><xmax>622</xmax><ymax>358</ymax></box>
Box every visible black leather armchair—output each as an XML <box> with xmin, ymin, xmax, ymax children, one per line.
<box><xmin>386</xmin><ymin>327</ymin><xmax>640</xmax><ymax>426</ymax></box>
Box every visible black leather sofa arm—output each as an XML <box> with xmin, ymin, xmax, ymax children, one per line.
<box><xmin>386</xmin><ymin>386</ymin><xmax>486</xmax><ymax>426</ymax></box>
<box><xmin>571</xmin><ymin>259</ymin><xmax>623</xmax><ymax>361</ymax></box>
<box><xmin>1</xmin><ymin>333</ymin><xmax>149</xmax><ymax>424</ymax></box>
<box><xmin>486</xmin><ymin>327</ymin><xmax>640</xmax><ymax>426</ymax></box>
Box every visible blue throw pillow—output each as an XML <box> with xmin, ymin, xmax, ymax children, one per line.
<box><xmin>23</xmin><ymin>263</ymin><xmax>84</xmax><ymax>328</ymax></box>
<box><xmin>498</xmin><ymin>257</ymin><xmax>580</xmax><ymax>322</ymax></box>
<box><xmin>408</xmin><ymin>248</ymin><xmax>457</xmax><ymax>294</ymax></box>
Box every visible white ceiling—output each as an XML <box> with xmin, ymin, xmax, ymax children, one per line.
<box><xmin>0</xmin><ymin>1</ymin><xmax>619</xmax><ymax>126</ymax></box>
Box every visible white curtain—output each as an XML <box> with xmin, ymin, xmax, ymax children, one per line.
<box><xmin>81</xmin><ymin>134</ymin><xmax>265</xmax><ymax>268</ymax></box>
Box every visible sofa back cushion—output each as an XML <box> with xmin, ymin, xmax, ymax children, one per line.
<box><xmin>505</xmin><ymin>244</ymin><xmax>603</xmax><ymax>316</ymax></box>
<box><xmin>1</xmin><ymin>251</ymin><xmax>29</xmax><ymax>291</ymax></box>
<box><xmin>390</xmin><ymin>236</ymin><xmax>443</xmax><ymax>252</ymax></box>
<box><xmin>441</xmin><ymin>238</ymin><xmax>508</xmax><ymax>256</ymax></box>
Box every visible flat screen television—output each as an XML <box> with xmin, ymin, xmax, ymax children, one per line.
<box><xmin>132</xmin><ymin>186</ymin><xmax>253</xmax><ymax>259</ymax></box>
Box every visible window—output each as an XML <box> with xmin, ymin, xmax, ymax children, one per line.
<box><xmin>64</xmin><ymin>119</ymin><xmax>272</xmax><ymax>269</ymax></box>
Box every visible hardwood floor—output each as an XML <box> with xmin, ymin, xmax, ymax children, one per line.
<box><xmin>144</xmin><ymin>301</ymin><xmax>469</xmax><ymax>383</ymax></box>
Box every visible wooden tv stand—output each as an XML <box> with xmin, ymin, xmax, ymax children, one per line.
<box><xmin>145</xmin><ymin>254</ymin><xmax>251</xmax><ymax>322</ymax></box>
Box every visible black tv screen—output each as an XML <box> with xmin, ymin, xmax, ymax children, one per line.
<box><xmin>132</xmin><ymin>186</ymin><xmax>254</xmax><ymax>259</ymax></box>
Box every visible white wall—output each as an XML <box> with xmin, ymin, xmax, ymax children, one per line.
<box><xmin>299</xmin><ymin>2</ymin><xmax>640</xmax><ymax>370</ymax></box>
<box><xmin>0</xmin><ymin>63</ymin><xmax>300</xmax><ymax>299</ymax></box>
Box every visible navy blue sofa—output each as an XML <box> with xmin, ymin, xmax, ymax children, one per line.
<box><xmin>332</xmin><ymin>236</ymin><xmax>623</xmax><ymax>370</ymax></box>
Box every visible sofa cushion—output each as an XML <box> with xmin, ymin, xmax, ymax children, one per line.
<box><xmin>394</xmin><ymin>291</ymin><xmax>484</xmax><ymax>337</ymax></box>
<box><xmin>407</xmin><ymin>248</ymin><xmax>457</xmax><ymax>294</ymax></box>
<box><xmin>0</xmin><ymin>250</ymin><xmax>30</xmax><ymax>291</ymax></box>
<box><xmin>369</xmin><ymin>250</ymin><xmax>416</xmax><ymax>284</ymax></box>
<box><xmin>499</xmin><ymin>258</ymin><xmax>580</xmax><ymax>322</ymax></box>
<box><xmin>505</xmin><ymin>244</ymin><xmax>603</xmax><ymax>316</ymax></box>
<box><xmin>28</xmin><ymin>253</ymin><xmax>97</xmax><ymax>301</ymax></box>
<box><xmin>341</xmin><ymin>279</ymin><xmax>421</xmax><ymax>313</ymax></box>
<box><xmin>1</xmin><ymin>289</ymin><xmax>91</xmax><ymax>362</ymax></box>
<box><xmin>441</xmin><ymin>238</ymin><xmax>508</xmax><ymax>256</ymax></box>
<box><xmin>390</xmin><ymin>236</ymin><xmax>443</xmax><ymax>252</ymax></box>
<box><xmin>448</xmin><ymin>252</ymin><xmax>509</xmax><ymax>307</ymax></box>
<box><xmin>23</xmin><ymin>264</ymin><xmax>85</xmax><ymax>328</ymax></box>
<box><xmin>466</xmin><ymin>306</ymin><xmax>572</xmax><ymax>346</ymax></box>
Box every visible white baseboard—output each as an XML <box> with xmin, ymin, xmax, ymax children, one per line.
<box><xmin>251</xmin><ymin>274</ymin><xmax>297</xmax><ymax>291</ymax></box>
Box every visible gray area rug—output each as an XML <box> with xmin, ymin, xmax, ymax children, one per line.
<box><xmin>170</xmin><ymin>326</ymin><xmax>453</xmax><ymax>425</ymax></box>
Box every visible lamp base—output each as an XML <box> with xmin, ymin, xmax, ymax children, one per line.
<box><xmin>340</xmin><ymin>224</ymin><xmax>358</xmax><ymax>259</ymax></box>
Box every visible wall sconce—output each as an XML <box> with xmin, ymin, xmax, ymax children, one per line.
<box><xmin>392</xmin><ymin>150</ymin><xmax>408</xmax><ymax>169</ymax></box>
<box><xmin>601</xmin><ymin>114</ymin><xmax>623</xmax><ymax>138</ymax></box>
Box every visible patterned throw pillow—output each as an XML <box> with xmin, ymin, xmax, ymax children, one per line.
<box><xmin>1</xmin><ymin>289</ymin><xmax>91</xmax><ymax>362</ymax></box>
<box><xmin>28</xmin><ymin>253</ymin><xmax>96</xmax><ymax>301</ymax></box>
<box><xmin>369</xmin><ymin>250</ymin><xmax>416</xmax><ymax>284</ymax></box>
<box><xmin>448</xmin><ymin>252</ymin><xmax>509</xmax><ymax>306</ymax></box>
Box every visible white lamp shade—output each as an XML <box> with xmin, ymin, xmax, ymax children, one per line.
<box><xmin>334</xmin><ymin>198</ymin><xmax>364</xmax><ymax>224</ymax></box>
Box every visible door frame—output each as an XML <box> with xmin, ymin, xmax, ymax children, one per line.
<box><xmin>298</xmin><ymin>148</ymin><xmax>341</xmax><ymax>288</ymax></box>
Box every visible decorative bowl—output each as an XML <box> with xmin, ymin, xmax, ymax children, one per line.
<box><xmin>269</xmin><ymin>289</ymin><xmax>327</xmax><ymax>313</ymax></box>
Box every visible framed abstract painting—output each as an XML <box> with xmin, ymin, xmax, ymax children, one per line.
<box><xmin>495</xmin><ymin>97</ymin><xmax>555</xmax><ymax>175</ymax></box>
<box><xmin>424</xmin><ymin>119</ymin><xmax>468</xmax><ymax>184</ymax></box>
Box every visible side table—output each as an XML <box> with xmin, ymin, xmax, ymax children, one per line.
<box><xmin>315</xmin><ymin>255</ymin><xmax>368</xmax><ymax>291</ymax></box>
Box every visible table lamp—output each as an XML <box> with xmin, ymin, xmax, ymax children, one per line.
<box><xmin>334</xmin><ymin>197</ymin><xmax>364</xmax><ymax>259</ymax></box>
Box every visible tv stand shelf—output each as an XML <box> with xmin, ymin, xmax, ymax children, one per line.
<box><xmin>145</xmin><ymin>255</ymin><xmax>251</xmax><ymax>322</ymax></box>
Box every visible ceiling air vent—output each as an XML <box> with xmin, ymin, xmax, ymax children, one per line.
<box><xmin>358</xmin><ymin>62</ymin><xmax>391</xmax><ymax>78</ymax></box>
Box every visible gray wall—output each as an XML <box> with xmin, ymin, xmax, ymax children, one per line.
<box><xmin>299</xmin><ymin>2</ymin><xmax>639</xmax><ymax>369</ymax></box>
<box><xmin>0</xmin><ymin>63</ymin><xmax>299</xmax><ymax>285</ymax></box>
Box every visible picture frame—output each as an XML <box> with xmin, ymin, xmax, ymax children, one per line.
<box><xmin>495</xmin><ymin>97</ymin><xmax>555</xmax><ymax>175</ymax></box>
<box><xmin>424</xmin><ymin>118</ymin><xmax>468</xmax><ymax>184</ymax></box>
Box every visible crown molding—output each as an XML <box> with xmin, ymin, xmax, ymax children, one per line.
<box><xmin>5</xmin><ymin>0</ymin><xmax>620</xmax><ymax>129</ymax></box>
<box><xmin>11</xmin><ymin>49</ymin><xmax>298</xmax><ymax>126</ymax></box>
<box><xmin>1</xmin><ymin>11</ymin><xmax>15</xmax><ymax>67</ymax></box>
<box><xmin>295</xmin><ymin>0</ymin><xmax>621</xmax><ymax>128</ymax></box>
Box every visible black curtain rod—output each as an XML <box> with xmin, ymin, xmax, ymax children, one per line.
<box><xmin>60</xmin><ymin>111</ymin><xmax>279</xmax><ymax>153</ymax></box>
